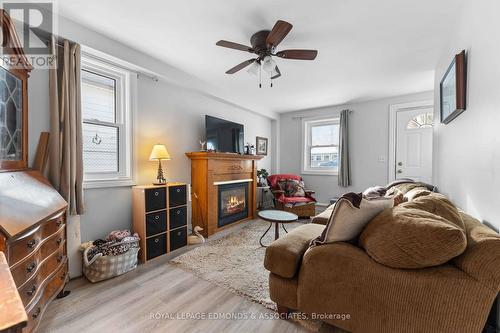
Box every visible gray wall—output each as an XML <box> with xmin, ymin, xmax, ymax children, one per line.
<box><xmin>27</xmin><ymin>16</ymin><xmax>274</xmax><ymax>276</ymax></box>
<box><xmin>78</xmin><ymin>75</ymin><xmax>273</xmax><ymax>243</ymax></box>
<box><xmin>433</xmin><ymin>0</ymin><xmax>500</xmax><ymax>230</ymax></box>
<box><xmin>279</xmin><ymin>91</ymin><xmax>433</xmax><ymax>204</ymax></box>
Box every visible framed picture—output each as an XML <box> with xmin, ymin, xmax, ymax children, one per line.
<box><xmin>440</xmin><ymin>50</ymin><xmax>467</xmax><ymax>124</ymax></box>
<box><xmin>256</xmin><ymin>136</ymin><xmax>268</xmax><ymax>156</ymax></box>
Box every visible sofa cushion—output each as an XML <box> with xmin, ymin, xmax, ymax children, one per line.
<box><xmin>311</xmin><ymin>192</ymin><xmax>396</xmax><ymax>245</ymax></box>
<box><xmin>281</xmin><ymin>196</ymin><xmax>315</xmax><ymax>204</ymax></box>
<box><xmin>359</xmin><ymin>205</ymin><xmax>467</xmax><ymax>269</ymax></box>
<box><xmin>399</xmin><ymin>193</ymin><xmax>465</xmax><ymax>230</ymax></box>
<box><xmin>264</xmin><ymin>223</ymin><xmax>324</xmax><ymax>279</ymax></box>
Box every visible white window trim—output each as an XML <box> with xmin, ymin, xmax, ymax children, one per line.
<box><xmin>301</xmin><ymin>117</ymin><xmax>340</xmax><ymax>176</ymax></box>
<box><xmin>81</xmin><ymin>51</ymin><xmax>137</xmax><ymax>189</ymax></box>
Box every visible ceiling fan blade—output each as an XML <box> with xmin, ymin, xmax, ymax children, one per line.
<box><xmin>266</xmin><ymin>20</ymin><xmax>293</xmax><ymax>48</ymax></box>
<box><xmin>276</xmin><ymin>49</ymin><xmax>318</xmax><ymax>60</ymax></box>
<box><xmin>216</xmin><ymin>40</ymin><xmax>254</xmax><ymax>53</ymax></box>
<box><xmin>271</xmin><ymin>66</ymin><xmax>281</xmax><ymax>80</ymax></box>
<box><xmin>225</xmin><ymin>59</ymin><xmax>256</xmax><ymax>74</ymax></box>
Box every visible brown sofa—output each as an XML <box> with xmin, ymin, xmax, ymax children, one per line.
<box><xmin>264</xmin><ymin>194</ymin><xmax>500</xmax><ymax>332</ymax></box>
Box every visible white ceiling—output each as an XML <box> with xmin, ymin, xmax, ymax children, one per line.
<box><xmin>58</xmin><ymin>0</ymin><xmax>461</xmax><ymax>116</ymax></box>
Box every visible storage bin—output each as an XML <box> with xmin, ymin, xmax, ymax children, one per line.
<box><xmin>82</xmin><ymin>240</ymin><xmax>139</xmax><ymax>283</ymax></box>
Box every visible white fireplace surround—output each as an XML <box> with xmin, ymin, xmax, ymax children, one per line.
<box><xmin>213</xmin><ymin>179</ymin><xmax>254</xmax><ymax>186</ymax></box>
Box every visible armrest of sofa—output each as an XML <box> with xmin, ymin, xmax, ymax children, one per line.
<box><xmin>264</xmin><ymin>223</ymin><xmax>324</xmax><ymax>279</ymax></box>
<box><xmin>453</xmin><ymin>213</ymin><xmax>500</xmax><ymax>291</ymax></box>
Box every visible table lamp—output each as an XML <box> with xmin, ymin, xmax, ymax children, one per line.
<box><xmin>149</xmin><ymin>144</ymin><xmax>171</xmax><ymax>185</ymax></box>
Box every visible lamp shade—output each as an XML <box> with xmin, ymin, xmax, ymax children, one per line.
<box><xmin>149</xmin><ymin>144</ymin><xmax>171</xmax><ymax>161</ymax></box>
<box><xmin>247</xmin><ymin>61</ymin><xmax>260</xmax><ymax>75</ymax></box>
<box><xmin>262</xmin><ymin>56</ymin><xmax>276</xmax><ymax>73</ymax></box>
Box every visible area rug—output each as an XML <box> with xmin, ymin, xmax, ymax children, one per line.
<box><xmin>170</xmin><ymin>219</ymin><xmax>305</xmax><ymax>310</ymax></box>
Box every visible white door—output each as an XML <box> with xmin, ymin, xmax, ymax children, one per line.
<box><xmin>395</xmin><ymin>108</ymin><xmax>433</xmax><ymax>183</ymax></box>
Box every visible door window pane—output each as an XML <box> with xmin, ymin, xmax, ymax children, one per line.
<box><xmin>82</xmin><ymin>70</ymin><xmax>116</xmax><ymax>123</ymax></box>
<box><xmin>407</xmin><ymin>113</ymin><xmax>434</xmax><ymax>129</ymax></box>
<box><xmin>83</xmin><ymin>123</ymin><xmax>118</xmax><ymax>173</ymax></box>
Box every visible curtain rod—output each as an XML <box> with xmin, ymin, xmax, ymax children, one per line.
<box><xmin>45</xmin><ymin>40</ymin><xmax>159</xmax><ymax>82</ymax></box>
<box><xmin>80</xmin><ymin>49</ymin><xmax>159</xmax><ymax>82</ymax></box>
<box><xmin>291</xmin><ymin>109</ymin><xmax>353</xmax><ymax>120</ymax></box>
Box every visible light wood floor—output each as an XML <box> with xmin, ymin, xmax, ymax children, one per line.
<box><xmin>38</xmin><ymin>219</ymin><xmax>336</xmax><ymax>333</ymax></box>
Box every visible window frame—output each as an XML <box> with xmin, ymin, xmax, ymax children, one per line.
<box><xmin>301</xmin><ymin>117</ymin><xmax>340</xmax><ymax>176</ymax></box>
<box><xmin>81</xmin><ymin>53</ymin><xmax>136</xmax><ymax>189</ymax></box>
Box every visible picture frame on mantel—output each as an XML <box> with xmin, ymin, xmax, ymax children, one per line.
<box><xmin>440</xmin><ymin>50</ymin><xmax>467</xmax><ymax>124</ymax></box>
<box><xmin>256</xmin><ymin>136</ymin><xmax>268</xmax><ymax>156</ymax></box>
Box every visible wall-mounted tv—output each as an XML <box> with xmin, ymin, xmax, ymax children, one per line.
<box><xmin>205</xmin><ymin>115</ymin><xmax>244</xmax><ymax>154</ymax></box>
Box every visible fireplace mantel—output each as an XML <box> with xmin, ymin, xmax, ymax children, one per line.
<box><xmin>186</xmin><ymin>152</ymin><xmax>263</xmax><ymax>237</ymax></box>
<box><xmin>185</xmin><ymin>152</ymin><xmax>263</xmax><ymax>161</ymax></box>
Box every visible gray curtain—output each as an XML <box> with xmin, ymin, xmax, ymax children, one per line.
<box><xmin>49</xmin><ymin>37</ymin><xmax>84</xmax><ymax>215</ymax></box>
<box><xmin>338</xmin><ymin>109</ymin><xmax>351</xmax><ymax>187</ymax></box>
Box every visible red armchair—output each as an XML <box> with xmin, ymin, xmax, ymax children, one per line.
<box><xmin>267</xmin><ymin>174</ymin><xmax>317</xmax><ymax>217</ymax></box>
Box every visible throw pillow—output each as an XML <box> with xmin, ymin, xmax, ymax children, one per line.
<box><xmin>359</xmin><ymin>205</ymin><xmax>467</xmax><ymax>269</ymax></box>
<box><xmin>399</xmin><ymin>193</ymin><xmax>465</xmax><ymax>230</ymax></box>
<box><xmin>386</xmin><ymin>179</ymin><xmax>437</xmax><ymax>194</ymax></box>
<box><xmin>363</xmin><ymin>186</ymin><xmax>387</xmax><ymax>199</ymax></box>
<box><xmin>277</xmin><ymin>179</ymin><xmax>287</xmax><ymax>192</ymax></box>
<box><xmin>404</xmin><ymin>187</ymin><xmax>431</xmax><ymax>201</ymax></box>
<box><xmin>310</xmin><ymin>192</ymin><xmax>396</xmax><ymax>246</ymax></box>
<box><xmin>285</xmin><ymin>179</ymin><xmax>306</xmax><ymax>197</ymax></box>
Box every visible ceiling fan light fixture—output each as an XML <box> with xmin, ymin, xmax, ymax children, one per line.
<box><xmin>270</xmin><ymin>65</ymin><xmax>280</xmax><ymax>77</ymax></box>
<box><xmin>262</xmin><ymin>56</ymin><xmax>276</xmax><ymax>73</ymax></box>
<box><xmin>247</xmin><ymin>61</ymin><xmax>260</xmax><ymax>75</ymax></box>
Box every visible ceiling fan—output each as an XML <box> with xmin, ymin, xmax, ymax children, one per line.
<box><xmin>216</xmin><ymin>20</ymin><xmax>318</xmax><ymax>86</ymax></box>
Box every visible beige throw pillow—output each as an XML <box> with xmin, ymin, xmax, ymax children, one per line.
<box><xmin>310</xmin><ymin>192</ymin><xmax>395</xmax><ymax>246</ymax></box>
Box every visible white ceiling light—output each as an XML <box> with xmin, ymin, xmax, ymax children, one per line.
<box><xmin>262</xmin><ymin>56</ymin><xmax>276</xmax><ymax>73</ymax></box>
<box><xmin>247</xmin><ymin>61</ymin><xmax>260</xmax><ymax>75</ymax></box>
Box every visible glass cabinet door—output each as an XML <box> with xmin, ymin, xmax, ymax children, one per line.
<box><xmin>0</xmin><ymin>66</ymin><xmax>24</xmax><ymax>166</ymax></box>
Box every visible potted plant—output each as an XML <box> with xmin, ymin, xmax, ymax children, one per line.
<box><xmin>257</xmin><ymin>169</ymin><xmax>269</xmax><ymax>187</ymax></box>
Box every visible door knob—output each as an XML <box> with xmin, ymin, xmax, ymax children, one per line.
<box><xmin>397</xmin><ymin>169</ymin><xmax>403</xmax><ymax>174</ymax></box>
<box><xmin>398</xmin><ymin>162</ymin><xmax>403</xmax><ymax>166</ymax></box>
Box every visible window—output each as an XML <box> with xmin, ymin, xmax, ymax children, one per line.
<box><xmin>81</xmin><ymin>53</ymin><xmax>135</xmax><ymax>188</ymax></box>
<box><xmin>407</xmin><ymin>112</ymin><xmax>434</xmax><ymax>129</ymax></box>
<box><xmin>302</xmin><ymin>118</ymin><xmax>339</xmax><ymax>175</ymax></box>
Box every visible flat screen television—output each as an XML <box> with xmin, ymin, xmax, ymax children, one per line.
<box><xmin>205</xmin><ymin>115</ymin><xmax>244</xmax><ymax>154</ymax></box>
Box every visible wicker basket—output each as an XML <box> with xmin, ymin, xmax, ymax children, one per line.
<box><xmin>82</xmin><ymin>242</ymin><xmax>139</xmax><ymax>283</ymax></box>
<box><xmin>276</xmin><ymin>201</ymin><xmax>316</xmax><ymax>218</ymax></box>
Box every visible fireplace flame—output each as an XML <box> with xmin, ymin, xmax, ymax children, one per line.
<box><xmin>225</xmin><ymin>195</ymin><xmax>245</xmax><ymax>214</ymax></box>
